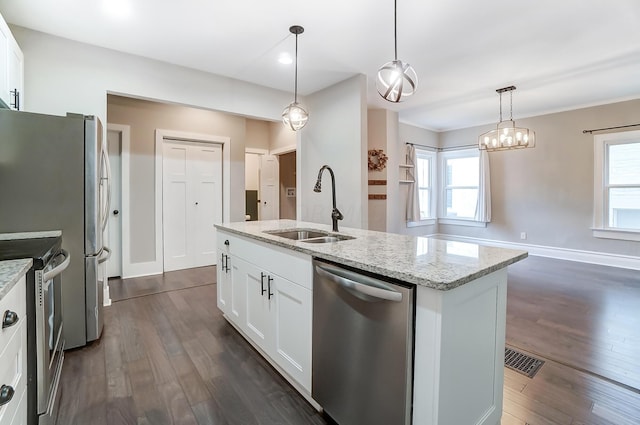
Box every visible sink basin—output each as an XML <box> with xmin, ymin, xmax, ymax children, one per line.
<box><xmin>263</xmin><ymin>228</ymin><xmax>355</xmax><ymax>243</ymax></box>
<box><xmin>300</xmin><ymin>235</ymin><xmax>355</xmax><ymax>244</ymax></box>
<box><xmin>264</xmin><ymin>228</ymin><xmax>330</xmax><ymax>240</ymax></box>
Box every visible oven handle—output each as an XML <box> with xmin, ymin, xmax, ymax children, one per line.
<box><xmin>43</xmin><ymin>250</ymin><xmax>71</xmax><ymax>282</ymax></box>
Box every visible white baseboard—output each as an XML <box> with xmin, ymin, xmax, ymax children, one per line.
<box><xmin>433</xmin><ymin>233</ymin><xmax>640</xmax><ymax>271</ymax></box>
<box><xmin>123</xmin><ymin>260</ymin><xmax>163</xmax><ymax>279</ymax></box>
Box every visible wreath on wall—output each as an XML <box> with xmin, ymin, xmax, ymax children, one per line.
<box><xmin>368</xmin><ymin>149</ymin><xmax>388</xmax><ymax>171</ymax></box>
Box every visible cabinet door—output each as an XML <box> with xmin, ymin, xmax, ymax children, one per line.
<box><xmin>238</xmin><ymin>257</ymin><xmax>271</xmax><ymax>353</ymax></box>
<box><xmin>0</xmin><ymin>20</ymin><xmax>9</xmax><ymax>108</ymax></box>
<box><xmin>216</xmin><ymin>250</ymin><xmax>231</xmax><ymax>314</ymax></box>
<box><xmin>6</xmin><ymin>37</ymin><xmax>23</xmax><ymax>111</ymax></box>
<box><xmin>228</xmin><ymin>256</ymin><xmax>245</xmax><ymax>326</ymax></box>
<box><xmin>271</xmin><ymin>275</ymin><xmax>312</xmax><ymax>391</ymax></box>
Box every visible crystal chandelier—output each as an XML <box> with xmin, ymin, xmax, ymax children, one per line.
<box><xmin>282</xmin><ymin>25</ymin><xmax>309</xmax><ymax>131</ymax></box>
<box><xmin>376</xmin><ymin>0</ymin><xmax>417</xmax><ymax>103</ymax></box>
<box><xmin>479</xmin><ymin>86</ymin><xmax>535</xmax><ymax>151</ymax></box>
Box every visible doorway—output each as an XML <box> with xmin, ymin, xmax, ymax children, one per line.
<box><xmin>245</xmin><ymin>150</ymin><xmax>280</xmax><ymax>221</ymax></box>
<box><xmin>162</xmin><ymin>139</ymin><xmax>223</xmax><ymax>272</ymax></box>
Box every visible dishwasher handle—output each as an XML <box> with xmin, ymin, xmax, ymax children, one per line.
<box><xmin>315</xmin><ymin>264</ymin><xmax>403</xmax><ymax>302</ymax></box>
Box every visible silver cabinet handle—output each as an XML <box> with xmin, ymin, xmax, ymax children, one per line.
<box><xmin>315</xmin><ymin>264</ymin><xmax>403</xmax><ymax>302</ymax></box>
<box><xmin>43</xmin><ymin>249</ymin><xmax>71</xmax><ymax>281</ymax></box>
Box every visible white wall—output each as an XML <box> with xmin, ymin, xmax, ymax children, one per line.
<box><xmin>299</xmin><ymin>75</ymin><xmax>368</xmax><ymax>229</ymax></box>
<box><xmin>245</xmin><ymin>153</ymin><xmax>260</xmax><ymax>191</ymax></box>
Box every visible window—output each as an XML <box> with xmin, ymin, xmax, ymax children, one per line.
<box><xmin>416</xmin><ymin>149</ymin><xmax>436</xmax><ymax>220</ymax></box>
<box><xmin>440</xmin><ymin>149</ymin><xmax>480</xmax><ymax>222</ymax></box>
<box><xmin>593</xmin><ymin>130</ymin><xmax>640</xmax><ymax>241</ymax></box>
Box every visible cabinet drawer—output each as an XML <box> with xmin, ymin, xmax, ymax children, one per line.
<box><xmin>0</xmin><ymin>277</ymin><xmax>26</xmax><ymax>354</ymax></box>
<box><xmin>0</xmin><ymin>319</ymin><xmax>26</xmax><ymax>425</ymax></box>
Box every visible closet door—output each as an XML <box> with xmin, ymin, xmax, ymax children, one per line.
<box><xmin>163</xmin><ymin>141</ymin><xmax>222</xmax><ymax>272</ymax></box>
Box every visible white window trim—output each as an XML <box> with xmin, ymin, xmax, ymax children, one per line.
<box><xmin>593</xmin><ymin>130</ymin><xmax>640</xmax><ymax>241</ymax></box>
<box><xmin>439</xmin><ymin>148</ymin><xmax>483</xmax><ymax>224</ymax></box>
<box><xmin>407</xmin><ymin>148</ymin><xmax>437</xmax><ymax>227</ymax></box>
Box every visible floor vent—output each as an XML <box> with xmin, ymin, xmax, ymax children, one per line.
<box><xmin>505</xmin><ymin>347</ymin><xmax>545</xmax><ymax>378</ymax></box>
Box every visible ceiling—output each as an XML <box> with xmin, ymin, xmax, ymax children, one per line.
<box><xmin>1</xmin><ymin>0</ymin><xmax>640</xmax><ymax>131</ymax></box>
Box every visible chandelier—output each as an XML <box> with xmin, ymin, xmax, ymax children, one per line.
<box><xmin>282</xmin><ymin>25</ymin><xmax>309</xmax><ymax>131</ymax></box>
<box><xmin>376</xmin><ymin>0</ymin><xmax>417</xmax><ymax>103</ymax></box>
<box><xmin>479</xmin><ymin>86</ymin><xmax>535</xmax><ymax>151</ymax></box>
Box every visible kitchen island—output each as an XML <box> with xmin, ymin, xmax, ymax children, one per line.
<box><xmin>215</xmin><ymin>220</ymin><xmax>527</xmax><ymax>425</ymax></box>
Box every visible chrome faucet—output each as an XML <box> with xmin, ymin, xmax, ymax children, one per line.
<box><xmin>314</xmin><ymin>165</ymin><xmax>343</xmax><ymax>232</ymax></box>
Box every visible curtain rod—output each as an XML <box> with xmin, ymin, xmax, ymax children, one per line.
<box><xmin>406</xmin><ymin>142</ymin><xmax>477</xmax><ymax>151</ymax></box>
<box><xmin>583</xmin><ymin>123</ymin><xmax>640</xmax><ymax>134</ymax></box>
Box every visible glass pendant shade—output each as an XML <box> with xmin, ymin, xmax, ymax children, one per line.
<box><xmin>376</xmin><ymin>59</ymin><xmax>418</xmax><ymax>103</ymax></box>
<box><xmin>479</xmin><ymin>86</ymin><xmax>535</xmax><ymax>151</ymax></box>
<box><xmin>282</xmin><ymin>101</ymin><xmax>309</xmax><ymax>131</ymax></box>
<box><xmin>282</xmin><ymin>25</ymin><xmax>308</xmax><ymax>131</ymax></box>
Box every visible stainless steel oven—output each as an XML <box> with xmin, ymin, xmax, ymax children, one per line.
<box><xmin>35</xmin><ymin>249</ymin><xmax>69</xmax><ymax>425</ymax></box>
<box><xmin>0</xmin><ymin>235</ymin><xmax>69</xmax><ymax>425</ymax></box>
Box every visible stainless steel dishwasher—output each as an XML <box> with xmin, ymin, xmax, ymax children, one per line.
<box><xmin>312</xmin><ymin>259</ymin><xmax>415</xmax><ymax>425</ymax></box>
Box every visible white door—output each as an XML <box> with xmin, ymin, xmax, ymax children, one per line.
<box><xmin>259</xmin><ymin>155</ymin><xmax>279</xmax><ymax>220</ymax></box>
<box><xmin>106</xmin><ymin>130</ymin><xmax>122</xmax><ymax>278</ymax></box>
<box><xmin>163</xmin><ymin>141</ymin><xmax>223</xmax><ymax>272</ymax></box>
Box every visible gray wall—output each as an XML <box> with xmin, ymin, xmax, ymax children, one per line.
<box><xmin>439</xmin><ymin>98</ymin><xmax>640</xmax><ymax>256</ymax></box>
<box><xmin>300</xmin><ymin>75</ymin><xmax>368</xmax><ymax>229</ymax></box>
<box><xmin>107</xmin><ymin>95</ymin><xmax>247</xmax><ymax>263</ymax></box>
<box><xmin>397</xmin><ymin>123</ymin><xmax>439</xmax><ymax>237</ymax></box>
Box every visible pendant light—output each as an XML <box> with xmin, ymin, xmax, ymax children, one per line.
<box><xmin>376</xmin><ymin>0</ymin><xmax>417</xmax><ymax>103</ymax></box>
<box><xmin>478</xmin><ymin>86</ymin><xmax>535</xmax><ymax>151</ymax></box>
<box><xmin>282</xmin><ymin>25</ymin><xmax>309</xmax><ymax>131</ymax></box>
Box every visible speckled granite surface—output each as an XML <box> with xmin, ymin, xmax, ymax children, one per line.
<box><xmin>0</xmin><ymin>230</ymin><xmax>62</xmax><ymax>240</ymax></box>
<box><xmin>216</xmin><ymin>220</ymin><xmax>528</xmax><ymax>291</ymax></box>
<box><xmin>0</xmin><ymin>259</ymin><xmax>32</xmax><ymax>301</ymax></box>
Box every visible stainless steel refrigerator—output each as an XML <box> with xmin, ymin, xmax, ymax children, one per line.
<box><xmin>0</xmin><ymin>108</ymin><xmax>111</xmax><ymax>349</ymax></box>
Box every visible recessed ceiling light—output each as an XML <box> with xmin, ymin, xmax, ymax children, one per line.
<box><xmin>102</xmin><ymin>0</ymin><xmax>132</xmax><ymax>19</ymax></box>
<box><xmin>278</xmin><ymin>53</ymin><xmax>293</xmax><ymax>65</ymax></box>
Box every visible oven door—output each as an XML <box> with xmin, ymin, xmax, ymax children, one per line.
<box><xmin>36</xmin><ymin>249</ymin><xmax>69</xmax><ymax>423</ymax></box>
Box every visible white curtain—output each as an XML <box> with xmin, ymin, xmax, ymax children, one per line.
<box><xmin>474</xmin><ymin>149</ymin><xmax>492</xmax><ymax>222</ymax></box>
<box><xmin>406</xmin><ymin>144</ymin><xmax>421</xmax><ymax>222</ymax></box>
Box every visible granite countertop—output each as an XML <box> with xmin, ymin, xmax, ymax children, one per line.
<box><xmin>0</xmin><ymin>259</ymin><xmax>32</xmax><ymax>301</ymax></box>
<box><xmin>216</xmin><ymin>220</ymin><xmax>528</xmax><ymax>291</ymax></box>
<box><xmin>0</xmin><ymin>230</ymin><xmax>62</xmax><ymax>240</ymax></box>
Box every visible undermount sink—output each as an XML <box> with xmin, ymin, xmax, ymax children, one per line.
<box><xmin>263</xmin><ymin>228</ymin><xmax>355</xmax><ymax>244</ymax></box>
<box><xmin>300</xmin><ymin>235</ymin><xmax>354</xmax><ymax>243</ymax></box>
<box><xmin>264</xmin><ymin>229</ymin><xmax>330</xmax><ymax>240</ymax></box>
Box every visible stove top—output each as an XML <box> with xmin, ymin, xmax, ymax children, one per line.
<box><xmin>0</xmin><ymin>237</ymin><xmax>62</xmax><ymax>269</ymax></box>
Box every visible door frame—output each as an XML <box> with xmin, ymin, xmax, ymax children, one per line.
<box><xmin>155</xmin><ymin>129</ymin><xmax>230</xmax><ymax>274</ymax></box>
<box><xmin>245</xmin><ymin>148</ymin><xmax>268</xmax><ymax>220</ymax></box>
<box><xmin>106</xmin><ymin>123</ymin><xmax>130</xmax><ymax>277</ymax></box>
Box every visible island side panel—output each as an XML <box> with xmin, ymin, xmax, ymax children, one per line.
<box><xmin>413</xmin><ymin>268</ymin><xmax>508</xmax><ymax>425</ymax></box>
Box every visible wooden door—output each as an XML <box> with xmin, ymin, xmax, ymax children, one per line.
<box><xmin>259</xmin><ymin>155</ymin><xmax>279</xmax><ymax>220</ymax></box>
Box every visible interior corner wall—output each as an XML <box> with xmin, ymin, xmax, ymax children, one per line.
<box><xmin>439</xmin><ymin>98</ymin><xmax>640</xmax><ymax>257</ymax></box>
<box><xmin>245</xmin><ymin>119</ymin><xmax>270</xmax><ymax>150</ymax></box>
<box><xmin>299</xmin><ymin>74</ymin><xmax>368</xmax><ymax>229</ymax></box>
<box><xmin>397</xmin><ymin>123</ymin><xmax>439</xmax><ymax>237</ymax></box>
<box><xmin>269</xmin><ymin>121</ymin><xmax>297</xmax><ymax>152</ymax></box>
<box><xmin>367</xmin><ymin>109</ymin><xmax>388</xmax><ymax>232</ymax></box>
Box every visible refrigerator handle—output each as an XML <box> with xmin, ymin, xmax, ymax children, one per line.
<box><xmin>98</xmin><ymin>247</ymin><xmax>111</xmax><ymax>264</ymax></box>
<box><xmin>100</xmin><ymin>148</ymin><xmax>112</xmax><ymax>231</ymax></box>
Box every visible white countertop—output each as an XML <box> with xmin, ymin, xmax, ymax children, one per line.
<box><xmin>215</xmin><ymin>220</ymin><xmax>528</xmax><ymax>290</ymax></box>
<box><xmin>0</xmin><ymin>259</ymin><xmax>32</xmax><ymax>301</ymax></box>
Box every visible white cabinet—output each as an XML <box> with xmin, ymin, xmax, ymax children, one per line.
<box><xmin>0</xmin><ymin>276</ymin><xmax>27</xmax><ymax>425</ymax></box>
<box><xmin>215</xmin><ymin>230</ymin><xmax>312</xmax><ymax>393</ymax></box>
<box><xmin>0</xmin><ymin>13</ymin><xmax>23</xmax><ymax>111</ymax></box>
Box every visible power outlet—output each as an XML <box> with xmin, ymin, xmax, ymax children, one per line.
<box><xmin>520</xmin><ymin>232</ymin><xmax>527</xmax><ymax>240</ymax></box>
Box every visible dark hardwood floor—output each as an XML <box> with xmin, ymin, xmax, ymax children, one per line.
<box><xmin>57</xmin><ymin>257</ymin><xmax>640</xmax><ymax>424</ymax></box>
